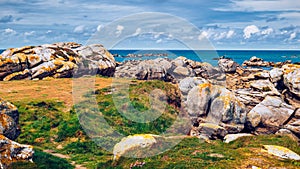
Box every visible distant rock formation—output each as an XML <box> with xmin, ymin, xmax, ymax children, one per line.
<box><xmin>114</xmin><ymin>57</ymin><xmax>224</xmax><ymax>84</ymax></box>
<box><xmin>0</xmin><ymin>99</ymin><xmax>34</xmax><ymax>168</ymax></box>
<box><xmin>0</xmin><ymin>42</ymin><xmax>116</xmax><ymax>81</ymax></box>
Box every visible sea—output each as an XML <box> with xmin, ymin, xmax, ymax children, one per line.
<box><xmin>110</xmin><ymin>50</ymin><xmax>300</xmax><ymax>66</ymax></box>
<box><xmin>1</xmin><ymin>49</ymin><xmax>300</xmax><ymax>67</ymax></box>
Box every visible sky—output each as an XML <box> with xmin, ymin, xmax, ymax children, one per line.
<box><xmin>0</xmin><ymin>0</ymin><xmax>300</xmax><ymax>49</ymax></box>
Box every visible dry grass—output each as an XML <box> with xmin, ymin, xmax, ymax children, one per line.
<box><xmin>0</xmin><ymin>77</ymin><xmax>114</xmax><ymax>111</ymax></box>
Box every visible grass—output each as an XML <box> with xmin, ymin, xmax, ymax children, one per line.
<box><xmin>105</xmin><ymin>135</ymin><xmax>300</xmax><ymax>169</ymax></box>
<box><xmin>2</xmin><ymin>78</ymin><xmax>300</xmax><ymax>168</ymax></box>
<box><xmin>8</xmin><ymin>149</ymin><xmax>74</xmax><ymax>169</ymax></box>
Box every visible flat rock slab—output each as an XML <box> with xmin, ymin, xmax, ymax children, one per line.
<box><xmin>223</xmin><ymin>133</ymin><xmax>253</xmax><ymax>143</ymax></box>
<box><xmin>262</xmin><ymin>145</ymin><xmax>300</xmax><ymax>160</ymax></box>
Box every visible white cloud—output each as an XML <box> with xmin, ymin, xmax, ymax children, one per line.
<box><xmin>261</xmin><ymin>28</ymin><xmax>273</xmax><ymax>35</ymax></box>
<box><xmin>289</xmin><ymin>32</ymin><xmax>297</xmax><ymax>40</ymax></box>
<box><xmin>226</xmin><ymin>30</ymin><xmax>235</xmax><ymax>38</ymax></box>
<box><xmin>214</xmin><ymin>0</ymin><xmax>300</xmax><ymax>12</ymax></box>
<box><xmin>132</xmin><ymin>28</ymin><xmax>141</xmax><ymax>36</ymax></box>
<box><xmin>153</xmin><ymin>32</ymin><xmax>165</xmax><ymax>39</ymax></box>
<box><xmin>73</xmin><ymin>25</ymin><xmax>85</xmax><ymax>33</ymax></box>
<box><xmin>243</xmin><ymin>25</ymin><xmax>260</xmax><ymax>39</ymax></box>
<box><xmin>24</xmin><ymin>31</ymin><xmax>35</xmax><ymax>36</ymax></box>
<box><xmin>213</xmin><ymin>30</ymin><xmax>235</xmax><ymax>40</ymax></box>
<box><xmin>214</xmin><ymin>32</ymin><xmax>227</xmax><ymax>40</ymax></box>
<box><xmin>96</xmin><ymin>25</ymin><xmax>102</xmax><ymax>32</ymax></box>
<box><xmin>198</xmin><ymin>31</ymin><xmax>209</xmax><ymax>41</ymax></box>
<box><xmin>156</xmin><ymin>39</ymin><xmax>162</xmax><ymax>43</ymax></box>
<box><xmin>4</xmin><ymin>28</ymin><xmax>16</xmax><ymax>34</ymax></box>
<box><xmin>115</xmin><ymin>25</ymin><xmax>124</xmax><ymax>36</ymax></box>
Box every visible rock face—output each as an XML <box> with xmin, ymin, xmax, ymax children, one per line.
<box><xmin>246</xmin><ymin>96</ymin><xmax>295</xmax><ymax>133</ymax></box>
<box><xmin>186</xmin><ymin>82</ymin><xmax>247</xmax><ymax>138</ymax></box>
<box><xmin>0</xmin><ymin>99</ymin><xmax>34</xmax><ymax>168</ymax></box>
<box><xmin>114</xmin><ymin>56</ymin><xmax>224</xmax><ymax>83</ymax></box>
<box><xmin>0</xmin><ymin>135</ymin><xmax>34</xmax><ymax>168</ymax></box>
<box><xmin>218</xmin><ymin>58</ymin><xmax>238</xmax><ymax>73</ymax></box>
<box><xmin>284</xmin><ymin>68</ymin><xmax>300</xmax><ymax>97</ymax></box>
<box><xmin>242</xmin><ymin>56</ymin><xmax>274</xmax><ymax>67</ymax></box>
<box><xmin>0</xmin><ymin>42</ymin><xmax>116</xmax><ymax>80</ymax></box>
<box><xmin>0</xmin><ymin>99</ymin><xmax>20</xmax><ymax>140</ymax></box>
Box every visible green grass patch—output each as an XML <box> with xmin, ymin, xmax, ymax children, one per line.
<box><xmin>9</xmin><ymin>149</ymin><xmax>74</xmax><ymax>169</ymax></box>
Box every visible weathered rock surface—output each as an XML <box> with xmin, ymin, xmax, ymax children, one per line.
<box><xmin>262</xmin><ymin>145</ymin><xmax>300</xmax><ymax>160</ymax></box>
<box><xmin>223</xmin><ymin>133</ymin><xmax>253</xmax><ymax>143</ymax></box>
<box><xmin>276</xmin><ymin>129</ymin><xmax>299</xmax><ymax>142</ymax></box>
<box><xmin>0</xmin><ymin>135</ymin><xmax>34</xmax><ymax>168</ymax></box>
<box><xmin>242</xmin><ymin>56</ymin><xmax>274</xmax><ymax>67</ymax></box>
<box><xmin>218</xmin><ymin>58</ymin><xmax>239</xmax><ymax>73</ymax></box>
<box><xmin>114</xmin><ymin>56</ymin><xmax>224</xmax><ymax>83</ymax></box>
<box><xmin>284</xmin><ymin>118</ymin><xmax>300</xmax><ymax>137</ymax></box>
<box><xmin>0</xmin><ymin>42</ymin><xmax>116</xmax><ymax>80</ymax></box>
<box><xmin>0</xmin><ymin>99</ymin><xmax>34</xmax><ymax>168</ymax></box>
<box><xmin>186</xmin><ymin>82</ymin><xmax>247</xmax><ymax>138</ymax></box>
<box><xmin>246</xmin><ymin>96</ymin><xmax>295</xmax><ymax>133</ymax></box>
<box><xmin>0</xmin><ymin>99</ymin><xmax>20</xmax><ymax>140</ymax></box>
<box><xmin>113</xmin><ymin>134</ymin><xmax>159</xmax><ymax>161</ymax></box>
<box><xmin>284</xmin><ymin>68</ymin><xmax>300</xmax><ymax>97</ymax></box>
<box><xmin>190</xmin><ymin>123</ymin><xmax>227</xmax><ymax>140</ymax></box>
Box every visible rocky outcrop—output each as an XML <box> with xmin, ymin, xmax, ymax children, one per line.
<box><xmin>114</xmin><ymin>56</ymin><xmax>224</xmax><ymax>84</ymax></box>
<box><xmin>0</xmin><ymin>135</ymin><xmax>34</xmax><ymax>169</ymax></box>
<box><xmin>0</xmin><ymin>99</ymin><xmax>34</xmax><ymax>168</ymax></box>
<box><xmin>0</xmin><ymin>99</ymin><xmax>20</xmax><ymax>140</ymax></box>
<box><xmin>242</xmin><ymin>56</ymin><xmax>292</xmax><ymax>68</ymax></box>
<box><xmin>242</xmin><ymin>56</ymin><xmax>274</xmax><ymax>67</ymax></box>
<box><xmin>284</xmin><ymin>68</ymin><xmax>300</xmax><ymax>97</ymax></box>
<box><xmin>218</xmin><ymin>58</ymin><xmax>239</xmax><ymax>73</ymax></box>
<box><xmin>115</xmin><ymin>58</ymin><xmax>175</xmax><ymax>82</ymax></box>
<box><xmin>246</xmin><ymin>96</ymin><xmax>295</xmax><ymax>134</ymax></box>
<box><xmin>186</xmin><ymin>82</ymin><xmax>247</xmax><ymax>138</ymax></box>
<box><xmin>0</xmin><ymin>42</ymin><xmax>116</xmax><ymax>80</ymax></box>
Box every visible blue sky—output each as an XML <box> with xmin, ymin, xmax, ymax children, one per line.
<box><xmin>0</xmin><ymin>0</ymin><xmax>300</xmax><ymax>49</ymax></box>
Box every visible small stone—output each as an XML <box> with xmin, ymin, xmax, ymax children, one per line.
<box><xmin>223</xmin><ymin>133</ymin><xmax>253</xmax><ymax>143</ymax></box>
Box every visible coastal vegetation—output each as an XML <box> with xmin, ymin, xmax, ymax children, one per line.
<box><xmin>0</xmin><ymin>78</ymin><xmax>299</xmax><ymax>168</ymax></box>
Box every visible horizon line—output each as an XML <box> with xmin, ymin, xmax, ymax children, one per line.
<box><xmin>1</xmin><ymin>47</ymin><xmax>300</xmax><ymax>51</ymax></box>
<box><xmin>107</xmin><ymin>48</ymin><xmax>300</xmax><ymax>51</ymax></box>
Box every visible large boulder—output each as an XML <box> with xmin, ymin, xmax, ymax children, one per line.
<box><xmin>284</xmin><ymin>68</ymin><xmax>300</xmax><ymax>97</ymax></box>
<box><xmin>246</xmin><ymin>96</ymin><xmax>295</xmax><ymax>133</ymax></box>
<box><xmin>0</xmin><ymin>98</ymin><xmax>19</xmax><ymax>123</ymax></box>
<box><xmin>270</xmin><ymin>68</ymin><xmax>284</xmax><ymax>83</ymax></box>
<box><xmin>114</xmin><ymin>58</ymin><xmax>174</xmax><ymax>81</ymax></box>
<box><xmin>0</xmin><ymin>99</ymin><xmax>20</xmax><ymax>140</ymax></box>
<box><xmin>0</xmin><ymin>99</ymin><xmax>34</xmax><ymax>168</ymax></box>
<box><xmin>0</xmin><ymin>42</ymin><xmax>116</xmax><ymax>80</ymax></box>
<box><xmin>113</xmin><ymin>134</ymin><xmax>159</xmax><ymax>161</ymax></box>
<box><xmin>179</xmin><ymin>77</ymin><xmax>207</xmax><ymax>97</ymax></box>
<box><xmin>0</xmin><ymin>134</ymin><xmax>34</xmax><ymax>168</ymax></box>
<box><xmin>218</xmin><ymin>58</ymin><xmax>239</xmax><ymax>73</ymax></box>
<box><xmin>187</xmin><ymin>82</ymin><xmax>247</xmax><ymax>137</ymax></box>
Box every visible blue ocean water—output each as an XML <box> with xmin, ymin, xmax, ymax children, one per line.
<box><xmin>1</xmin><ymin>49</ymin><xmax>300</xmax><ymax>66</ymax></box>
<box><xmin>110</xmin><ymin>50</ymin><xmax>300</xmax><ymax>66</ymax></box>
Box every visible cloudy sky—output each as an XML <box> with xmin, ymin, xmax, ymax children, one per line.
<box><xmin>0</xmin><ymin>0</ymin><xmax>300</xmax><ymax>49</ymax></box>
